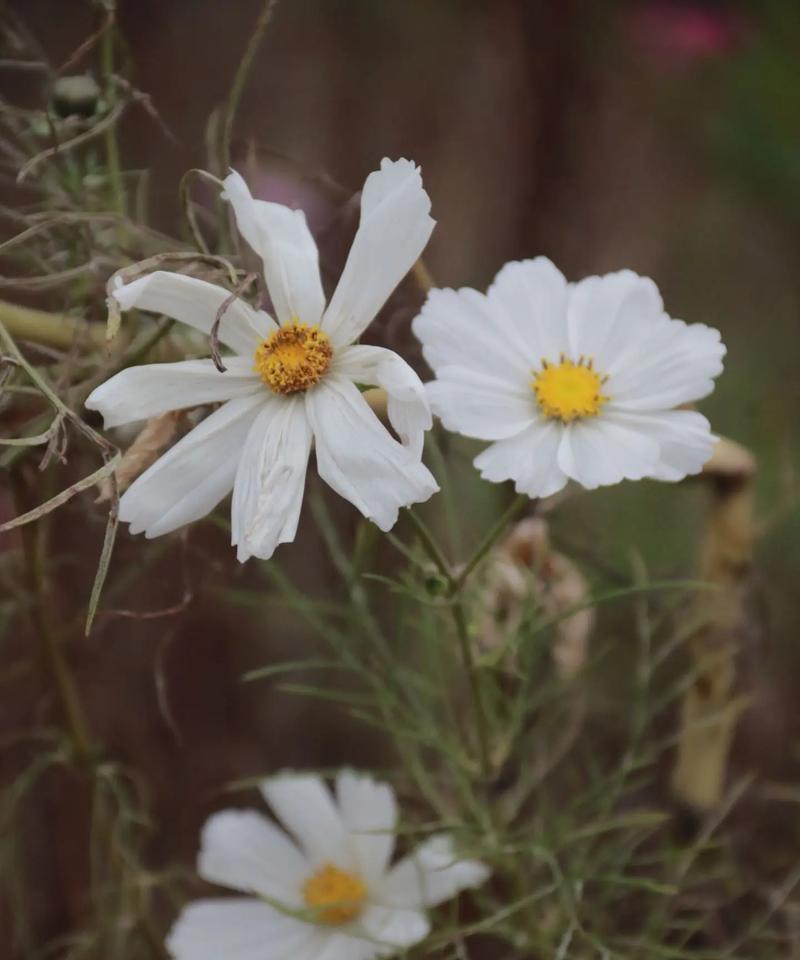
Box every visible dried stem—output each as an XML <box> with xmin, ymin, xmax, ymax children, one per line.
<box><xmin>672</xmin><ymin>437</ymin><xmax>757</xmax><ymax>810</ymax></box>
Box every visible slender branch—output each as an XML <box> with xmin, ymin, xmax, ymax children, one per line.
<box><xmin>452</xmin><ymin>598</ymin><xmax>492</xmax><ymax>780</ymax></box>
<box><xmin>100</xmin><ymin>12</ymin><xmax>126</xmax><ymax>216</ymax></box>
<box><xmin>454</xmin><ymin>494</ymin><xmax>530</xmax><ymax>589</ymax></box>
<box><xmin>405</xmin><ymin>506</ymin><xmax>451</xmax><ymax>581</ymax></box>
<box><xmin>222</xmin><ymin>0</ymin><xmax>280</xmax><ymax>168</ymax></box>
<box><xmin>0</xmin><ymin>299</ymin><xmax>107</xmax><ymax>350</ymax></box>
<box><xmin>405</xmin><ymin>494</ymin><xmax>534</xmax><ymax>782</ymax></box>
<box><xmin>10</xmin><ymin>468</ymin><xmax>93</xmax><ymax>763</ymax></box>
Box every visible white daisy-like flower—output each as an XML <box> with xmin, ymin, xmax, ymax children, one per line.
<box><xmin>412</xmin><ymin>257</ymin><xmax>726</xmax><ymax>497</ymax></box>
<box><xmin>86</xmin><ymin>159</ymin><xmax>439</xmax><ymax>561</ymax></box>
<box><xmin>166</xmin><ymin>771</ymin><xmax>490</xmax><ymax>960</ymax></box>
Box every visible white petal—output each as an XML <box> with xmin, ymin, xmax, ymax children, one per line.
<box><xmin>223</xmin><ymin>170</ymin><xmax>325</xmax><ymax>326</ymax></box>
<box><xmin>606</xmin><ymin>318</ymin><xmax>725</xmax><ymax>410</ymax></box>
<box><xmin>322</xmin><ymin>158</ymin><xmax>434</xmax><ymax>348</ymax></box>
<box><xmin>381</xmin><ymin>834</ymin><xmax>489</xmax><ymax>909</ymax></box>
<box><xmin>198</xmin><ymin>810</ymin><xmax>309</xmax><ymax>903</ymax></box>
<box><xmin>334</xmin><ymin>345</ymin><xmax>432</xmax><ymax>458</ymax></box>
<box><xmin>335</xmin><ymin>771</ymin><xmax>397</xmax><ymax>885</ymax></box>
<box><xmin>166</xmin><ymin>898</ymin><xmax>318</xmax><ymax>960</ymax></box>
<box><xmin>557</xmin><ymin>416</ymin><xmax>661</xmax><ymax>489</ymax></box>
<box><xmin>486</xmin><ymin>258</ymin><xmax>570</xmax><ymax>363</ymax></box>
<box><xmin>306</xmin><ymin>932</ymin><xmax>375</xmax><ymax>960</ymax></box>
<box><xmin>261</xmin><ymin>774</ymin><xmax>353</xmax><ymax>868</ymax></box>
<box><xmin>306</xmin><ymin>376</ymin><xmax>438</xmax><ymax>531</ymax></box>
<box><xmin>358</xmin><ymin>904</ymin><xmax>429</xmax><ymax>954</ymax></box>
<box><xmin>119</xmin><ymin>394</ymin><xmax>263</xmax><ymax>538</ymax></box>
<box><xmin>426</xmin><ymin>367</ymin><xmax>536</xmax><ymax>441</ymax></box>
<box><xmin>566</xmin><ymin>270</ymin><xmax>663</xmax><ymax>369</ymax></box>
<box><xmin>85</xmin><ymin>357</ymin><xmax>261</xmax><ymax>429</ymax></box>
<box><xmin>112</xmin><ymin>271</ymin><xmax>270</xmax><ymax>355</ymax></box>
<box><xmin>606</xmin><ymin>408</ymin><xmax>716</xmax><ymax>481</ymax></box>
<box><xmin>230</xmin><ymin>395</ymin><xmax>312</xmax><ymax>562</ymax></box>
<box><xmin>412</xmin><ymin>286</ymin><xmax>532</xmax><ymax>380</ymax></box>
<box><xmin>473</xmin><ymin>419</ymin><xmax>568</xmax><ymax>498</ymax></box>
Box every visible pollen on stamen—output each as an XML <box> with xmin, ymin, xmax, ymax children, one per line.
<box><xmin>531</xmin><ymin>355</ymin><xmax>609</xmax><ymax>422</ymax></box>
<box><xmin>302</xmin><ymin>863</ymin><xmax>367</xmax><ymax>925</ymax></box>
<box><xmin>253</xmin><ymin>321</ymin><xmax>332</xmax><ymax>395</ymax></box>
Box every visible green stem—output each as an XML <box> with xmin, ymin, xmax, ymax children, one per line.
<box><xmin>0</xmin><ymin>299</ymin><xmax>107</xmax><ymax>350</ymax></box>
<box><xmin>100</xmin><ymin>17</ymin><xmax>125</xmax><ymax>216</ymax></box>
<box><xmin>452</xmin><ymin>597</ymin><xmax>492</xmax><ymax>780</ymax></box>
<box><xmin>405</xmin><ymin>507</ymin><xmax>492</xmax><ymax>779</ymax></box>
<box><xmin>222</xmin><ymin>0</ymin><xmax>280</xmax><ymax>168</ymax></box>
<box><xmin>405</xmin><ymin>506</ymin><xmax>451</xmax><ymax>581</ymax></box>
<box><xmin>11</xmin><ymin>469</ymin><xmax>93</xmax><ymax>763</ymax></box>
<box><xmin>455</xmin><ymin>493</ymin><xmax>529</xmax><ymax>589</ymax></box>
<box><xmin>405</xmin><ymin>495</ymin><xmax>533</xmax><ymax>782</ymax></box>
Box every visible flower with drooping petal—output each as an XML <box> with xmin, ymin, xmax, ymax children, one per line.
<box><xmin>86</xmin><ymin>160</ymin><xmax>438</xmax><ymax>561</ymax></box>
<box><xmin>413</xmin><ymin>258</ymin><xmax>725</xmax><ymax>497</ymax></box>
<box><xmin>166</xmin><ymin>771</ymin><xmax>489</xmax><ymax>960</ymax></box>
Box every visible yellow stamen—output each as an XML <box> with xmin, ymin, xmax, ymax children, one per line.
<box><xmin>532</xmin><ymin>355</ymin><xmax>608</xmax><ymax>422</ymax></box>
<box><xmin>302</xmin><ymin>863</ymin><xmax>367</xmax><ymax>925</ymax></box>
<box><xmin>254</xmin><ymin>321</ymin><xmax>332</xmax><ymax>395</ymax></box>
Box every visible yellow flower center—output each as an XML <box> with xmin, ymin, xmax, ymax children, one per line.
<box><xmin>302</xmin><ymin>863</ymin><xmax>367</xmax><ymax>925</ymax></box>
<box><xmin>532</xmin><ymin>355</ymin><xmax>608</xmax><ymax>422</ymax></box>
<box><xmin>253</xmin><ymin>322</ymin><xmax>332</xmax><ymax>395</ymax></box>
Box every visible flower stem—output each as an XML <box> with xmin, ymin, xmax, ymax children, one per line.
<box><xmin>10</xmin><ymin>469</ymin><xmax>93</xmax><ymax>764</ymax></box>
<box><xmin>0</xmin><ymin>298</ymin><xmax>106</xmax><ymax>350</ymax></box>
<box><xmin>404</xmin><ymin>505</ymin><xmax>451</xmax><ymax>581</ymax></box>
<box><xmin>100</xmin><ymin>18</ymin><xmax>126</xmax><ymax>217</ymax></box>
<box><xmin>452</xmin><ymin>595</ymin><xmax>492</xmax><ymax>780</ymax></box>
<box><xmin>454</xmin><ymin>493</ymin><xmax>529</xmax><ymax>589</ymax></box>
<box><xmin>222</xmin><ymin>0</ymin><xmax>280</xmax><ymax>168</ymax></box>
<box><xmin>406</xmin><ymin>501</ymin><xmax>530</xmax><ymax>782</ymax></box>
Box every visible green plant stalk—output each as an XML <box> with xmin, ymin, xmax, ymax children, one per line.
<box><xmin>0</xmin><ymin>299</ymin><xmax>105</xmax><ymax>350</ymax></box>
<box><xmin>454</xmin><ymin>493</ymin><xmax>529</xmax><ymax>588</ymax></box>
<box><xmin>452</xmin><ymin>596</ymin><xmax>492</xmax><ymax>780</ymax></box>
<box><xmin>222</xmin><ymin>0</ymin><xmax>280</xmax><ymax>169</ymax></box>
<box><xmin>406</xmin><ymin>504</ymin><xmax>528</xmax><ymax>782</ymax></box>
<box><xmin>101</xmin><ymin>18</ymin><xmax>126</xmax><ymax>217</ymax></box>
<box><xmin>10</xmin><ymin>469</ymin><xmax>93</xmax><ymax>763</ymax></box>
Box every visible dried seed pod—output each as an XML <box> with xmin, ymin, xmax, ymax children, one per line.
<box><xmin>479</xmin><ymin>516</ymin><xmax>592</xmax><ymax>679</ymax></box>
<box><xmin>97</xmin><ymin>411</ymin><xmax>183</xmax><ymax>502</ymax></box>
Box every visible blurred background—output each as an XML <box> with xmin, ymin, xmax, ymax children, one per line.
<box><xmin>1</xmin><ymin>0</ymin><xmax>800</xmax><ymax>956</ymax></box>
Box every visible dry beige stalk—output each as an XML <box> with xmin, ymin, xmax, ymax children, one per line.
<box><xmin>672</xmin><ymin>436</ymin><xmax>757</xmax><ymax>811</ymax></box>
<box><xmin>479</xmin><ymin>516</ymin><xmax>592</xmax><ymax>679</ymax></box>
<box><xmin>97</xmin><ymin>411</ymin><xmax>183</xmax><ymax>501</ymax></box>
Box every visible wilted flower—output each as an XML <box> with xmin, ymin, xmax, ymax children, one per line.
<box><xmin>413</xmin><ymin>258</ymin><xmax>725</xmax><ymax>498</ymax></box>
<box><xmin>167</xmin><ymin>771</ymin><xmax>489</xmax><ymax>960</ymax></box>
<box><xmin>86</xmin><ymin>159</ymin><xmax>438</xmax><ymax>560</ymax></box>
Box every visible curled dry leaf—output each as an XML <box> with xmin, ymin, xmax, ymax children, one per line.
<box><xmin>479</xmin><ymin>516</ymin><xmax>592</xmax><ymax>679</ymax></box>
<box><xmin>97</xmin><ymin>410</ymin><xmax>183</xmax><ymax>501</ymax></box>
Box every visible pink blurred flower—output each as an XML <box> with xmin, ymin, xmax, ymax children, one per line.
<box><xmin>627</xmin><ymin>2</ymin><xmax>745</xmax><ymax>65</ymax></box>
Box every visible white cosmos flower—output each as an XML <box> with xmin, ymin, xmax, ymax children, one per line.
<box><xmin>412</xmin><ymin>258</ymin><xmax>726</xmax><ymax>497</ymax></box>
<box><xmin>166</xmin><ymin>771</ymin><xmax>490</xmax><ymax>960</ymax></box>
<box><xmin>86</xmin><ymin>159</ymin><xmax>438</xmax><ymax>561</ymax></box>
